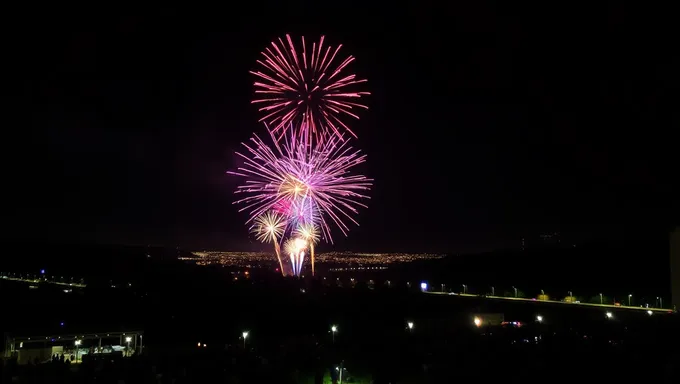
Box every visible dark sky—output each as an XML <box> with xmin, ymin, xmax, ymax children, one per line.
<box><xmin>6</xmin><ymin>2</ymin><xmax>678</xmax><ymax>253</ymax></box>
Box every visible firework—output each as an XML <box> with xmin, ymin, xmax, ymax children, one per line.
<box><xmin>250</xmin><ymin>35</ymin><xmax>370</xmax><ymax>143</ymax></box>
<box><xmin>227</xmin><ymin>127</ymin><xmax>372</xmax><ymax>244</ymax></box>
<box><xmin>284</xmin><ymin>237</ymin><xmax>308</xmax><ymax>276</ymax></box>
<box><xmin>251</xmin><ymin>211</ymin><xmax>287</xmax><ymax>276</ymax></box>
<box><xmin>294</xmin><ymin>223</ymin><xmax>319</xmax><ymax>276</ymax></box>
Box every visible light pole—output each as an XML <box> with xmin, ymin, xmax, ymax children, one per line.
<box><xmin>125</xmin><ymin>337</ymin><xmax>132</xmax><ymax>356</ymax></box>
<box><xmin>407</xmin><ymin>321</ymin><xmax>414</xmax><ymax>332</ymax></box>
<box><xmin>512</xmin><ymin>286</ymin><xmax>517</xmax><ymax>298</ymax></box>
<box><xmin>628</xmin><ymin>294</ymin><xmax>632</xmax><ymax>306</ymax></box>
<box><xmin>242</xmin><ymin>331</ymin><xmax>249</xmax><ymax>349</ymax></box>
<box><xmin>491</xmin><ymin>286</ymin><xmax>495</xmax><ymax>296</ymax></box>
<box><xmin>331</xmin><ymin>325</ymin><xmax>338</xmax><ymax>343</ymax></box>
<box><xmin>74</xmin><ymin>340</ymin><xmax>81</xmax><ymax>363</ymax></box>
<box><xmin>599</xmin><ymin>293</ymin><xmax>603</xmax><ymax>304</ymax></box>
<box><xmin>568</xmin><ymin>291</ymin><xmax>573</xmax><ymax>299</ymax></box>
<box><xmin>441</xmin><ymin>284</ymin><xmax>445</xmax><ymax>293</ymax></box>
<box><xmin>462</xmin><ymin>284</ymin><xmax>467</xmax><ymax>294</ymax></box>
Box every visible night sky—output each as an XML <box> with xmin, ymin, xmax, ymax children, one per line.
<box><xmin>7</xmin><ymin>2</ymin><xmax>678</xmax><ymax>253</ymax></box>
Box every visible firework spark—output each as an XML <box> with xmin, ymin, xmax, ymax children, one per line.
<box><xmin>251</xmin><ymin>211</ymin><xmax>287</xmax><ymax>276</ymax></box>
<box><xmin>228</xmin><ymin>127</ymin><xmax>372</xmax><ymax>244</ymax></box>
<box><xmin>250</xmin><ymin>35</ymin><xmax>370</xmax><ymax>143</ymax></box>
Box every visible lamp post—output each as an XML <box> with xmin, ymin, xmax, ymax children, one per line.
<box><xmin>628</xmin><ymin>294</ymin><xmax>632</xmax><ymax>306</ymax></box>
<box><xmin>242</xmin><ymin>331</ymin><xmax>249</xmax><ymax>349</ymax></box>
<box><xmin>491</xmin><ymin>286</ymin><xmax>495</xmax><ymax>296</ymax></box>
<box><xmin>599</xmin><ymin>293</ymin><xmax>603</xmax><ymax>304</ymax></box>
<box><xmin>74</xmin><ymin>340</ymin><xmax>81</xmax><ymax>363</ymax></box>
<box><xmin>125</xmin><ymin>337</ymin><xmax>132</xmax><ymax>356</ymax></box>
<box><xmin>512</xmin><ymin>286</ymin><xmax>517</xmax><ymax>298</ymax></box>
<box><xmin>407</xmin><ymin>322</ymin><xmax>414</xmax><ymax>332</ymax></box>
<box><xmin>331</xmin><ymin>325</ymin><xmax>338</xmax><ymax>343</ymax></box>
<box><xmin>462</xmin><ymin>284</ymin><xmax>467</xmax><ymax>294</ymax></box>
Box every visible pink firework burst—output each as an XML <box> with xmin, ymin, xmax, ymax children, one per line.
<box><xmin>250</xmin><ymin>35</ymin><xmax>370</xmax><ymax>143</ymax></box>
<box><xmin>227</xmin><ymin>126</ymin><xmax>372</xmax><ymax>243</ymax></box>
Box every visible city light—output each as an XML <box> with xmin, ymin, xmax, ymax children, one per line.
<box><xmin>186</xmin><ymin>251</ymin><xmax>444</xmax><ymax>267</ymax></box>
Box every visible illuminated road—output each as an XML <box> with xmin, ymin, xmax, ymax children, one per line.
<box><xmin>425</xmin><ymin>291</ymin><xmax>671</xmax><ymax>313</ymax></box>
<box><xmin>1</xmin><ymin>276</ymin><xmax>86</xmax><ymax>288</ymax></box>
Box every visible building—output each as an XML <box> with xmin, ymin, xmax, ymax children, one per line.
<box><xmin>4</xmin><ymin>331</ymin><xmax>143</xmax><ymax>364</ymax></box>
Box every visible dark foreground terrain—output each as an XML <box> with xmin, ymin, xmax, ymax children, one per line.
<box><xmin>3</xmin><ymin>258</ymin><xmax>679</xmax><ymax>383</ymax></box>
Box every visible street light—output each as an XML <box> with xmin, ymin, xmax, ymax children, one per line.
<box><xmin>242</xmin><ymin>331</ymin><xmax>249</xmax><ymax>349</ymax></box>
<box><xmin>628</xmin><ymin>294</ymin><xmax>632</xmax><ymax>306</ymax></box>
<box><xmin>491</xmin><ymin>286</ymin><xmax>495</xmax><ymax>296</ymax></box>
<box><xmin>407</xmin><ymin>321</ymin><xmax>414</xmax><ymax>332</ymax></box>
<box><xmin>462</xmin><ymin>284</ymin><xmax>467</xmax><ymax>294</ymax></box>
<box><xmin>536</xmin><ymin>315</ymin><xmax>543</xmax><ymax>323</ymax></box>
<box><xmin>331</xmin><ymin>325</ymin><xmax>338</xmax><ymax>343</ymax></box>
<box><xmin>125</xmin><ymin>336</ymin><xmax>132</xmax><ymax>356</ymax></box>
<box><xmin>599</xmin><ymin>293</ymin><xmax>603</xmax><ymax>305</ymax></box>
<box><xmin>512</xmin><ymin>286</ymin><xmax>517</xmax><ymax>298</ymax></box>
<box><xmin>74</xmin><ymin>340</ymin><xmax>82</xmax><ymax>363</ymax></box>
<box><xmin>606</xmin><ymin>312</ymin><xmax>613</xmax><ymax>319</ymax></box>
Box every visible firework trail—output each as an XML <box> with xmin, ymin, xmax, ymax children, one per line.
<box><xmin>250</xmin><ymin>211</ymin><xmax>287</xmax><ymax>276</ymax></box>
<box><xmin>227</xmin><ymin>126</ymin><xmax>372</xmax><ymax>244</ymax></box>
<box><xmin>250</xmin><ymin>35</ymin><xmax>370</xmax><ymax>143</ymax></box>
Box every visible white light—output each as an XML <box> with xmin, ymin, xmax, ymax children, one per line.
<box><xmin>420</xmin><ymin>282</ymin><xmax>428</xmax><ymax>291</ymax></box>
<box><xmin>407</xmin><ymin>322</ymin><xmax>414</xmax><ymax>330</ymax></box>
<box><xmin>242</xmin><ymin>331</ymin><xmax>249</xmax><ymax>339</ymax></box>
<box><xmin>74</xmin><ymin>340</ymin><xmax>82</xmax><ymax>346</ymax></box>
<box><xmin>647</xmin><ymin>310</ymin><xmax>653</xmax><ymax>316</ymax></box>
<box><xmin>536</xmin><ymin>315</ymin><xmax>543</xmax><ymax>322</ymax></box>
<box><xmin>474</xmin><ymin>317</ymin><xmax>482</xmax><ymax>327</ymax></box>
<box><xmin>125</xmin><ymin>337</ymin><xmax>132</xmax><ymax>343</ymax></box>
<box><xmin>606</xmin><ymin>312</ymin><xmax>613</xmax><ymax>319</ymax></box>
<box><xmin>331</xmin><ymin>325</ymin><xmax>338</xmax><ymax>333</ymax></box>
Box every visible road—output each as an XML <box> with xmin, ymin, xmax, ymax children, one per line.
<box><xmin>0</xmin><ymin>275</ymin><xmax>86</xmax><ymax>288</ymax></box>
<box><xmin>425</xmin><ymin>291</ymin><xmax>672</xmax><ymax>313</ymax></box>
